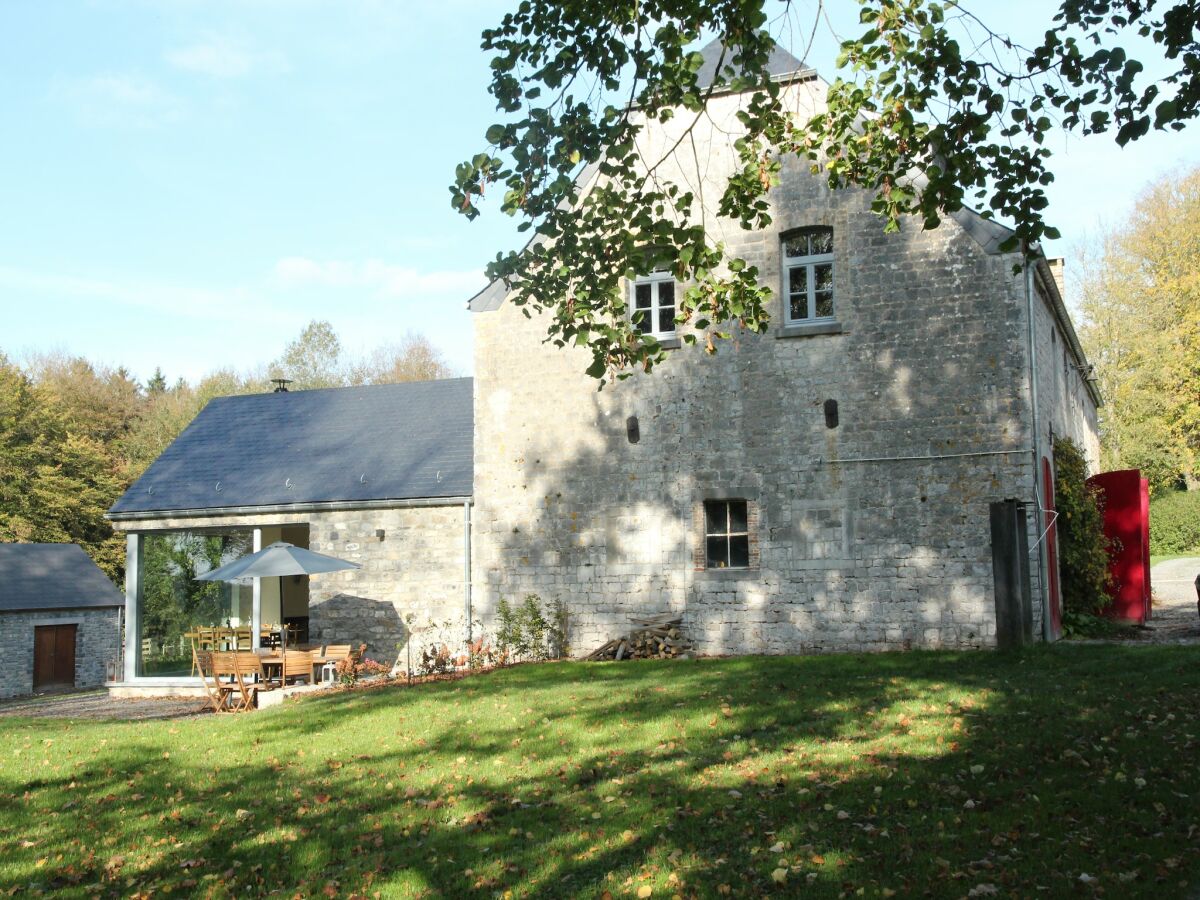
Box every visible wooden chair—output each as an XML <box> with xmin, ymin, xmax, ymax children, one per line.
<box><xmin>320</xmin><ymin>644</ymin><xmax>353</xmax><ymax>684</ymax></box>
<box><xmin>196</xmin><ymin>627</ymin><xmax>218</xmax><ymax>651</ymax></box>
<box><xmin>281</xmin><ymin>649</ymin><xmax>313</xmax><ymax>685</ymax></box>
<box><xmin>228</xmin><ymin>651</ymin><xmax>275</xmax><ymax>710</ymax></box>
<box><xmin>195</xmin><ymin>650</ymin><xmax>234</xmax><ymax>713</ymax></box>
<box><xmin>233</xmin><ymin>627</ymin><xmax>254</xmax><ymax>650</ymax></box>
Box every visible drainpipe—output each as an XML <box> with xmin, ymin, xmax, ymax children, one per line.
<box><xmin>1023</xmin><ymin>243</ymin><xmax>1052</xmax><ymax>642</ymax></box>
<box><xmin>463</xmin><ymin>500</ymin><xmax>473</xmax><ymax>642</ymax></box>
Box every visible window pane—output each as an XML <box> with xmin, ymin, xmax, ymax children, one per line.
<box><xmin>789</xmin><ymin>295</ymin><xmax>808</xmax><ymax>320</ymax></box>
<box><xmin>784</xmin><ymin>235</ymin><xmax>809</xmax><ymax>258</ymax></box>
<box><xmin>815</xmin><ymin>291</ymin><xmax>834</xmax><ymax>318</ymax></box>
<box><xmin>728</xmin><ymin>500</ymin><xmax>748</xmax><ymax>534</ymax></box>
<box><xmin>706</xmin><ymin>536</ymin><xmax>730</xmax><ymax>568</ymax></box>
<box><xmin>704</xmin><ymin>500</ymin><xmax>726</xmax><ymax>535</ymax></box>
<box><xmin>788</xmin><ymin>265</ymin><xmax>807</xmax><ymax>296</ymax></box>
<box><xmin>810</xmin><ymin>228</ymin><xmax>833</xmax><ymax>255</ymax></box>
<box><xmin>814</xmin><ymin>263</ymin><xmax>833</xmax><ymax>291</ymax></box>
<box><xmin>657</xmin><ymin>280</ymin><xmax>674</xmax><ymax>307</ymax></box>
<box><xmin>658</xmin><ymin>305</ymin><xmax>675</xmax><ymax>334</ymax></box>
<box><xmin>635</xmin><ymin>283</ymin><xmax>652</xmax><ymax>309</ymax></box>
<box><xmin>729</xmin><ymin>535</ymin><xmax>750</xmax><ymax>568</ymax></box>
<box><xmin>139</xmin><ymin>530</ymin><xmax>254</xmax><ymax>677</ymax></box>
<box><xmin>634</xmin><ymin>312</ymin><xmax>651</xmax><ymax>334</ymax></box>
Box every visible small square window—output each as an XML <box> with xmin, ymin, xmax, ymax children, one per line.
<box><xmin>703</xmin><ymin>499</ymin><xmax>750</xmax><ymax>569</ymax></box>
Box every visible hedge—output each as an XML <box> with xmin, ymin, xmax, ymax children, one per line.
<box><xmin>1150</xmin><ymin>490</ymin><xmax>1200</xmax><ymax>556</ymax></box>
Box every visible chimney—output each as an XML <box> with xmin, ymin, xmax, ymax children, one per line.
<box><xmin>1047</xmin><ymin>257</ymin><xmax>1066</xmax><ymax>302</ymax></box>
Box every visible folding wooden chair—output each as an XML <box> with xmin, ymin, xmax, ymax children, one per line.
<box><xmin>320</xmin><ymin>644</ymin><xmax>353</xmax><ymax>684</ymax></box>
<box><xmin>195</xmin><ymin>650</ymin><xmax>234</xmax><ymax>713</ymax></box>
<box><xmin>281</xmin><ymin>649</ymin><xmax>314</xmax><ymax>686</ymax></box>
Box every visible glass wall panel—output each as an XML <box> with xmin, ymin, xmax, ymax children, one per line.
<box><xmin>138</xmin><ymin>530</ymin><xmax>253</xmax><ymax>677</ymax></box>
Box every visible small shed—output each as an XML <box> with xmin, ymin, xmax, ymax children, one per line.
<box><xmin>0</xmin><ymin>544</ymin><xmax>124</xmax><ymax>698</ymax></box>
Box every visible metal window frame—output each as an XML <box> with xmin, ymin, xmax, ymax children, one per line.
<box><xmin>630</xmin><ymin>271</ymin><xmax>677</xmax><ymax>339</ymax></box>
<box><xmin>781</xmin><ymin>228</ymin><xmax>835</xmax><ymax>324</ymax></box>
<box><xmin>703</xmin><ymin>498</ymin><xmax>750</xmax><ymax>569</ymax></box>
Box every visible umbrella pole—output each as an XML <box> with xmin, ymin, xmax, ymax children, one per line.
<box><xmin>279</xmin><ymin>574</ymin><xmax>287</xmax><ymax>660</ymax></box>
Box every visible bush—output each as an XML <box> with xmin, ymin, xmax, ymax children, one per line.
<box><xmin>495</xmin><ymin>594</ymin><xmax>567</xmax><ymax>663</ymax></box>
<box><xmin>1053</xmin><ymin>437</ymin><xmax>1113</xmax><ymax>615</ymax></box>
<box><xmin>1149</xmin><ymin>490</ymin><xmax>1200</xmax><ymax>555</ymax></box>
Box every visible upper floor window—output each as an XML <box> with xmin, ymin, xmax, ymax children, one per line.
<box><xmin>782</xmin><ymin>227</ymin><xmax>834</xmax><ymax>323</ymax></box>
<box><xmin>631</xmin><ymin>271</ymin><xmax>676</xmax><ymax>339</ymax></box>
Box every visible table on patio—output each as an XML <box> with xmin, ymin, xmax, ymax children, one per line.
<box><xmin>255</xmin><ymin>647</ymin><xmax>348</xmax><ymax>686</ymax></box>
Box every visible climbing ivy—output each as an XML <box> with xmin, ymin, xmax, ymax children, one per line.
<box><xmin>1053</xmin><ymin>437</ymin><xmax>1113</xmax><ymax>616</ymax></box>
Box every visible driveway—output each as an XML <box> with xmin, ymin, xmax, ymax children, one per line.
<box><xmin>0</xmin><ymin>689</ymin><xmax>209</xmax><ymax>721</ymax></box>
<box><xmin>1146</xmin><ymin>556</ymin><xmax>1200</xmax><ymax>642</ymax></box>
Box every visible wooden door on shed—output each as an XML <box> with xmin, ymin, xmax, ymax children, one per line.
<box><xmin>33</xmin><ymin>624</ymin><xmax>77</xmax><ymax>691</ymax></box>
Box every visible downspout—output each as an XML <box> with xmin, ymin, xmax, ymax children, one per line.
<box><xmin>463</xmin><ymin>500</ymin><xmax>473</xmax><ymax>642</ymax></box>
<box><xmin>1023</xmin><ymin>243</ymin><xmax>1052</xmax><ymax>642</ymax></box>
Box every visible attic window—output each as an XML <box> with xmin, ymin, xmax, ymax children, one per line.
<box><xmin>782</xmin><ymin>227</ymin><xmax>834</xmax><ymax>323</ymax></box>
<box><xmin>631</xmin><ymin>271</ymin><xmax>676</xmax><ymax>339</ymax></box>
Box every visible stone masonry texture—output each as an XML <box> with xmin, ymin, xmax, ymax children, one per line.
<box><xmin>0</xmin><ymin>608</ymin><xmax>120</xmax><ymax>699</ymax></box>
<box><xmin>470</xmin><ymin>77</ymin><xmax>1101</xmax><ymax>657</ymax></box>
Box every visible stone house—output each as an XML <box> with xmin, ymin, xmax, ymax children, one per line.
<box><xmin>466</xmin><ymin>40</ymin><xmax>1100</xmax><ymax>656</ymax></box>
<box><xmin>0</xmin><ymin>543</ymin><xmax>123</xmax><ymax>699</ymax></box>
<box><xmin>106</xmin><ymin>41</ymin><xmax>1100</xmax><ymax>690</ymax></box>
<box><xmin>106</xmin><ymin>379</ymin><xmax>472</xmax><ymax>692</ymax></box>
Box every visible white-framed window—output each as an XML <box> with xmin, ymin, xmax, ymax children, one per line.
<box><xmin>704</xmin><ymin>499</ymin><xmax>750</xmax><ymax>569</ymax></box>
<box><xmin>782</xmin><ymin>227</ymin><xmax>834</xmax><ymax>323</ymax></box>
<box><xmin>630</xmin><ymin>271</ymin><xmax>677</xmax><ymax>339</ymax></box>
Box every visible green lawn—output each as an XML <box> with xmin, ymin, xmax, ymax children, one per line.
<box><xmin>1151</xmin><ymin>552</ymin><xmax>1200</xmax><ymax>567</ymax></box>
<box><xmin>4</xmin><ymin>647</ymin><xmax>1200</xmax><ymax>898</ymax></box>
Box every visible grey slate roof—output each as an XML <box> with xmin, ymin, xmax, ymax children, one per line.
<box><xmin>0</xmin><ymin>544</ymin><xmax>123</xmax><ymax>612</ymax></box>
<box><xmin>695</xmin><ymin>36</ymin><xmax>813</xmax><ymax>90</ymax></box>
<box><xmin>108</xmin><ymin>378</ymin><xmax>473</xmax><ymax>518</ymax></box>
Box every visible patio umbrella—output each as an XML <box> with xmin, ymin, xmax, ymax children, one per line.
<box><xmin>196</xmin><ymin>541</ymin><xmax>360</xmax><ymax>656</ymax></box>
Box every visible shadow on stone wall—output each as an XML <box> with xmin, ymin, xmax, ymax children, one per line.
<box><xmin>309</xmin><ymin>594</ymin><xmax>408</xmax><ymax>665</ymax></box>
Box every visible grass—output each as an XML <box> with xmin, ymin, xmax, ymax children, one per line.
<box><xmin>1151</xmin><ymin>552</ymin><xmax>1200</xmax><ymax>567</ymax></box>
<box><xmin>3</xmin><ymin>647</ymin><xmax>1200</xmax><ymax>898</ymax></box>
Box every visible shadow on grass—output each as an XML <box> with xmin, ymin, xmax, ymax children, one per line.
<box><xmin>2</xmin><ymin>646</ymin><xmax>1200</xmax><ymax>897</ymax></box>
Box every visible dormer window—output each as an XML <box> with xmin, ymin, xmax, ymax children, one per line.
<box><xmin>631</xmin><ymin>271</ymin><xmax>676</xmax><ymax>339</ymax></box>
<box><xmin>782</xmin><ymin>227</ymin><xmax>834</xmax><ymax>323</ymax></box>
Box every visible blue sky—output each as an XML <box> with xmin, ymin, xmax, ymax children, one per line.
<box><xmin>2</xmin><ymin>1</ymin><xmax>1198</xmax><ymax>383</ymax></box>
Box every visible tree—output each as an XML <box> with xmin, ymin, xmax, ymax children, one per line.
<box><xmin>146</xmin><ymin>367</ymin><xmax>168</xmax><ymax>395</ymax></box>
<box><xmin>269</xmin><ymin>319</ymin><xmax>345</xmax><ymax>389</ymax></box>
<box><xmin>0</xmin><ymin>355</ymin><xmax>124</xmax><ymax>580</ymax></box>
<box><xmin>454</xmin><ymin>0</ymin><xmax>1200</xmax><ymax>379</ymax></box>
<box><xmin>347</xmin><ymin>333</ymin><xmax>456</xmax><ymax>385</ymax></box>
<box><xmin>1078</xmin><ymin>166</ymin><xmax>1200</xmax><ymax>493</ymax></box>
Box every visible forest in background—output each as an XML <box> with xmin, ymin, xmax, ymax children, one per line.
<box><xmin>0</xmin><ymin>321</ymin><xmax>454</xmax><ymax>581</ymax></box>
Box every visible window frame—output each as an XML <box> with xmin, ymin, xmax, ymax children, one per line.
<box><xmin>703</xmin><ymin>499</ymin><xmax>751</xmax><ymax>570</ymax></box>
<box><xmin>781</xmin><ymin>227</ymin><xmax>835</xmax><ymax>325</ymax></box>
<box><xmin>629</xmin><ymin>270</ymin><xmax>678</xmax><ymax>340</ymax></box>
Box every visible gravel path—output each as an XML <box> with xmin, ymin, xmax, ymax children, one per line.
<box><xmin>1146</xmin><ymin>556</ymin><xmax>1200</xmax><ymax>643</ymax></box>
<box><xmin>0</xmin><ymin>689</ymin><xmax>210</xmax><ymax>721</ymax></box>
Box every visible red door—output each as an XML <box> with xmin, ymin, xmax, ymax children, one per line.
<box><xmin>33</xmin><ymin>624</ymin><xmax>77</xmax><ymax>692</ymax></box>
<box><xmin>1042</xmin><ymin>457</ymin><xmax>1062</xmax><ymax>639</ymax></box>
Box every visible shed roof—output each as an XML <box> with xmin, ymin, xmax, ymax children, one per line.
<box><xmin>108</xmin><ymin>378</ymin><xmax>473</xmax><ymax>519</ymax></box>
<box><xmin>0</xmin><ymin>544</ymin><xmax>123</xmax><ymax>612</ymax></box>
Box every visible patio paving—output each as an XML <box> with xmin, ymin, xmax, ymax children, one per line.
<box><xmin>0</xmin><ymin>689</ymin><xmax>209</xmax><ymax>721</ymax></box>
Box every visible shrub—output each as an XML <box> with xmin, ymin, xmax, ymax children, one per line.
<box><xmin>1149</xmin><ymin>490</ymin><xmax>1200</xmax><ymax>556</ymax></box>
<box><xmin>1053</xmin><ymin>437</ymin><xmax>1113</xmax><ymax>616</ymax></box>
<box><xmin>335</xmin><ymin>645</ymin><xmax>390</xmax><ymax>686</ymax></box>
<box><xmin>494</xmin><ymin>594</ymin><xmax>567</xmax><ymax>663</ymax></box>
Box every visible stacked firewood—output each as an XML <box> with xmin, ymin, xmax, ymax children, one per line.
<box><xmin>585</xmin><ymin>613</ymin><xmax>694</xmax><ymax>661</ymax></box>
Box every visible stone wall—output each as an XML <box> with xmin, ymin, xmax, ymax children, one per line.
<box><xmin>307</xmin><ymin>505</ymin><xmax>467</xmax><ymax>661</ymax></box>
<box><xmin>470</xmin><ymin>77</ymin><xmax>1065</xmax><ymax>657</ymax></box>
<box><xmin>0</xmin><ymin>608</ymin><xmax>121</xmax><ymax>699</ymax></box>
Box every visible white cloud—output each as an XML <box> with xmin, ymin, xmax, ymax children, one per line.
<box><xmin>166</xmin><ymin>35</ymin><xmax>287</xmax><ymax>79</ymax></box>
<box><xmin>56</xmin><ymin>73</ymin><xmax>182</xmax><ymax>127</ymax></box>
<box><xmin>273</xmin><ymin>257</ymin><xmax>485</xmax><ymax>299</ymax></box>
